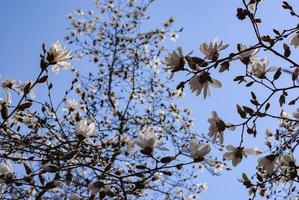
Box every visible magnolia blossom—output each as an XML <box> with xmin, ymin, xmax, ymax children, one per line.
<box><xmin>125</xmin><ymin>140</ymin><xmax>136</xmax><ymax>155</ymax></box>
<box><xmin>247</xmin><ymin>57</ymin><xmax>275</xmax><ymax>78</ymax></box>
<box><xmin>279</xmin><ymin>154</ymin><xmax>296</xmax><ymax>168</ymax></box>
<box><xmin>88</xmin><ymin>181</ymin><xmax>103</xmax><ymax>194</ymax></box>
<box><xmin>84</xmin><ymin>21</ymin><xmax>96</xmax><ymax>32</ymax></box>
<box><xmin>1</xmin><ymin>79</ymin><xmax>16</xmax><ymax>90</ymax></box>
<box><xmin>278</xmin><ymin>154</ymin><xmax>297</xmax><ymax>183</ymax></box>
<box><xmin>135</xmin><ymin>129</ymin><xmax>168</xmax><ymax>154</ymax></box>
<box><xmin>69</xmin><ymin>194</ymin><xmax>82</xmax><ymax>200</ymax></box>
<box><xmin>208</xmin><ymin>111</ymin><xmax>235</xmax><ymax>144</ymax></box>
<box><xmin>214</xmin><ymin>162</ymin><xmax>224</xmax><ymax>173</ymax></box>
<box><xmin>258</xmin><ymin>154</ymin><xmax>277</xmax><ymax>174</ymax></box>
<box><xmin>0</xmin><ymin>89</ymin><xmax>11</xmax><ymax>105</ymax></box>
<box><xmin>234</xmin><ymin>44</ymin><xmax>259</xmax><ymax>62</ymax></box>
<box><xmin>289</xmin><ymin>32</ymin><xmax>299</xmax><ymax>48</ymax></box>
<box><xmin>279</xmin><ymin>109</ymin><xmax>291</xmax><ymax>128</ymax></box>
<box><xmin>292</xmin><ymin>108</ymin><xmax>299</xmax><ymax>126</ymax></box>
<box><xmin>164</xmin><ymin>47</ymin><xmax>185</xmax><ymax>79</ymax></box>
<box><xmin>1</xmin><ymin>79</ymin><xmax>14</xmax><ymax>105</ymax></box>
<box><xmin>189</xmin><ymin>72</ymin><xmax>222</xmax><ymax>99</ymax></box>
<box><xmin>150</xmin><ymin>56</ymin><xmax>161</xmax><ymax>73</ymax></box>
<box><xmin>196</xmin><ymin>182</ymin><xmax>208</xmax><ymax>191</ymax></box>
<box><xmin>0</xmin><ymin>162</ymin><xmax>12</xmax><ymax>181</ymax></box>
<box><xmin>199</xmin><ymin>37</ymin><xmax>229</xmax><ymax>61</ymax></box>
<box><xmin>119</xmin><ymin>134</ymin><xmax>136</xmax><ymax>155</ymax></box>
<box><xmin>170</xmin><ymin>31</ymin><xmax>179</xmax><ymax>42</ymax></box>
<box><xmin>48</xmin><ymin>41</ymin><xmax>72</xmax><ymax>74</ymax></box>
<box><xmin>223</xmin><ymin>145</ymin><xmax>259</xmax><ymax>167</ymax></box>
<box><xmin>187</xmin><ymin>195</ymin><xmax>197</xmax><ymax>200</ymax></box>
<box><xmin>64</xmin><ymin>99</ymin><xmax>79</xmax><ymax>112</ymax></box>
<box><xmin>75</xmin><ymin>119</ymin><xmax>95</xmax><ymax>139</ymax></box>
<box><xmin>185</xmin><ymin>138</ymin><xmax>211</xmax><ymax>160</ymax></box>
<box><xmin>15</xmin><ymin>81</ymin><xmax>36</xmax><ymax>99</ymax></box>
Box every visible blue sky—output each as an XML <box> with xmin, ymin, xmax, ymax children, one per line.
<box><xmin>0</xmin><ymin>0</ymin><xmax>295</xmax><ymax>199</ymax></box>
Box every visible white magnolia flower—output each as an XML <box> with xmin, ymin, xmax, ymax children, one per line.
<box><xmin>292</xmin><ymin>108</ymin><xmax>299</xmax><ymax>126</ymax></box>
<box><xmin>0</xmin><ymin>87</ymin><xmax>11</xmax><ymax>105</ymax></box>
<box><xmin>69</xmin><ymin>194</ymin><xmax>82</xmax><ymax>200</ymax></box>
<box><xmin>278</xmin><ymin>154</ymin><xmax>297</xmax><ymax>183</ymax></box>
<box><xmin>170</xmin><ymin>31</ymin><xmax>179</xmax><ymax>42</ymax></box>
<box><xmin>223</xmin><ymin>145</ymin><xmax>259</xmax><ymax>167</ymax></box>
<box><xmin>76</xmin><ymin>9</ymin><xmax>84</xmax><ymax>16</ymax></box>
<box><xmin>185</xmin><ymin>138</ymin><xmax>211</xmax><ymax>160</ymax></box>
<box><xmin>279</xmin><ymin>109</ymin><xmax>291</xmax><ymax>128</ymax></box>
<box><xmin>200</xmin><ymin>37</ymin><xmax>229</xmax><ymax>61</ymax></box>
<box><xmin>196</xmin><ymin>182</ymin><xmax>208</xmax><ymax>191</ymax></box>
<box><xmin>187</xmin><ymin>194</ymin><xmax>197</xmax><ymax>200</ymax></box>
<box><xmin>0</xmin><ymin>162</ymin><xmax>12</xmax><ymax>181</ymax></box>
<box><xmin>150</xmin><ymin>56</ymin><xmax>161</xmax><ymax>73</ymax></box>
<box><xmin>15</xmin><ymin>81</ymin><xmax>36</xmax><ymax>99</ymax></box>
<box><xmin>84</xmin><ymin>21</ymin><xmax>96</xmax><ymax>32</ymax></box>
<box><xmin>293</xmin><ymin>108</ymin><xmax>299</xmax><ymax>119</ymax></box>
<box><xmin>247</xmin><ymin>57</ymin><xmax>275</xmax><ymax>78</ymax></box>
<box><xmin>279</xmin><ymin>154</ymin><xmax>296</xmax><ymax>168</ymax></box>
<box><xmin>234</xmin><ymin>44</ymin><xmax>259</xmax><ymax>61</ymax></box>
<box><xmin>65</xmin><ymin>99</ymin><xmax>79</xmax><ymax>111</ymax></box>
<box><xmin>258</xmin><ymin>154</ymin><xmax>277</xmax><ymax>174</ymax></box>
<box><xmin>189</xmin><ymin>72</ymin><xmax>222</xmax><ymax>99</ymax></box>
<box><xmin>135</xmin><ymin>129</ymin><xmax>168</xmax><ymax>153</ymax></box>
<box><xmin>214</xmin><ymin>162</ymin><xmax>224</xmax><ymax>173</ymax></box>
<box><xmin>208</xmin><ymin>111</ymin><xmax>235</xmax><ymax>144</ymax></box>
<box><xmin>289</xmin><ymin>32</ymin><xmax>299</xmax><ymax>48</ymax></box>
<box><xmin>75</xmin><ymin>119</ymin><xmax>95</xmax><ymax>139</ymax></box>
<box><xmin>164</xmin><ymin>47</ymin><xmax>185</xmax><ymax>79</ymax></box>
<box><xmin>1</xmin><ymin>79</ymin><xmax>16</xmax><ymax>90</ymax></box>
<box><xmin>88</xmin><ymin>181</ymin><xmax>103</xmax><ymax>194</ymax></box>
<box><xmin>48</xmin><ymin>41</ymin><xmax>72</xmax><ymax>74</ymax></box>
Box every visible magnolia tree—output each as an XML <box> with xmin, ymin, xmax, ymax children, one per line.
<box><xmin>167</xmin><ymin>0</ymin><xmax>299</xmax><ymax>199</ymax></box>
<box><xmin>0</xmin><ymin>0</ymin><xmax>299</xmax><ymax>200</ymax></box>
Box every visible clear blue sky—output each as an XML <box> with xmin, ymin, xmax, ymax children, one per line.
<box><xmin>0</xmin><ymin>0</ymin><xmax>295</xmax><ymax>199</ymax></box>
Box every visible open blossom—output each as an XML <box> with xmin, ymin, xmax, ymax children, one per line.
<box><xmin>292</xmin><ymin>108</ymin><xmax>299</xmax><ymax>126</ymax></box>
<box><xmin>135</xmin><ymin>129</ymin><xmax>168</xmax><ymax>154</ymax></box>
<box><xmin>189</xmin><ymin>72</ymin><xmax>222</xmax><ymax>99</ymax></box>
<box><xmin>199</xmin><ymin>37</ymin><xmax>229</xmax><ymax>61</ymax></box>
<box><xmin>279</xmin><ymin>154</ymin><xmax>297</xmax><ymax>183</ymax></box>
<box><xmin>208</xmin><ymin>111</ymin><xmax>235</xmax><ymax>144</ymax></box>
<box><xmin>47</xmin><ymin>41</ymin><xmax>72</xmax><ymax>74</ymax></box>
<box><xmin>234</xmin><ymin>44</ymin><xmax>259</xmax><ymax>62</ymax></box>
<box><xmin>125</xmin><ymin>140</ymin><xmax>136</xmax><ymax>155</ymax></box>
<box><xmin>279</xmin><ymin>109</ymin><xmax>291</xmax><ymax>128</ymax></box>
<box><xmin>185</xmin><ymin>138</ymin><xmax>211</xmax><ymax>161</ymax></box>
<box><xmin>69</xmin><ymin>194</ymin><xmax>82</xmax><ymax>200</ymax></box>
<box><xmin>121</xmin><ymin>134</ymin><xmax>136</xmax><ymax>155</ymax></box>
<box><xmin>64</xmin><ymin>99</ymin><xmax>80</xmax><ymax>112</ymax></box>
<box><xmin>0</xmin><ymin>162</ymin><xmax>12</xmax><ymax>181</ymax></box>
<box><xmin>223</xmin><ymin>145</ymin><xmax>259</xmax><ymax>167</ymax></box>
<box><xmin>84</xmin><ymin>21</ymin><xmax>96</xmax><ymax>32</ymax></box>
<box><xmin>279</xmin><ymin>154</ymin><xmax>296</xmax><ymax>168</ymax></box>
<box><xmin>196</xmin><ymin>182</ymin><xmax>208</xmax><ymax>191</ymax></box>
<box><xmin>258</xmin><ymin>154</ymin><xmax>277</xmax><ymax>174</ymax></box>
<box><xmin>170</xmin><ymin>31</ymin><xmax>179</xmax><ymax>42</ymax></box>
<box><xmin>15</xmin><ymin>81</ymin><xmax>36</xmax><ymax>99</ymax></box>
<box><xmin>289</xmin><ymin>32</ymin><xmax>299</xmax><ymax>48</ymax></box>
<box><xmin>75</xmin><ymin>119</ymin><xmax>95</xmax><ymax>139</ymax></box>
<box><xmin>1</xmin><ymin>79</ymin><xmax>16</xmax><ymax>90</ymax></box>
<box><xmin>247</xmin><ymin>57</ymin><xmax>275</xmax><ymax>78</ymax></box>
<box><xmin>164</xmin><ymin>47</ymin><xmax>185</xmax><ymax>79</ymax></box>
<box><xmin>88</xmin><ymin>181</ymin><xmax>103</xmax><ymax>194</ymax></box>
